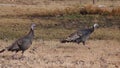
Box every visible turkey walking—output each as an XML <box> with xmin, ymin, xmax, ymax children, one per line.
<box><xmin>0</xmin><ymin>23</ymin><xmax>36</xmax><ymax>58</ymax></box>
<box><xmin>61</xmin><ymin>23</ymin><xmax>99</xmax><ymax>45</ymax></box>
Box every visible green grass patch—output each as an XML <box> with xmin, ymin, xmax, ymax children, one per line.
<box><xmin>0</xmin><ymin>15</ymin><xmax>119</xmax><ymax>41</ymax></box>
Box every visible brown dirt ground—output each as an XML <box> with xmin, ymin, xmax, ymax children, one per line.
<box><xmin>0</xmin><ymin>40</ymin><xmax>119</xmax><ymax>68</ymax></box>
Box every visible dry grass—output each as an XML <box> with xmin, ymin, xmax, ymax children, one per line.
<box><xmin>91</xmin><ymin>28</ymin><xmax>120</xmax><ymax>40</ymax></box>
<box><xmin>0</xmin><ymin>1</ymin><xmax>119</xmax><ymax>17</ymax></box>
<box><xmin>0</xmin><ymin>0</ymin><xmax>119</xmax><ymax>6</ymax></box>
<box><xmin>0</xmin><ymin>40</ymin><xmax>119</xmax><ymax>68</ymax></box>
<box><xmin>0</xmin><ymin>4</ymin><xmax>81</xmax><ymax>16</ymax></box>
<box><xmin>80</xmin><ymin>5</ymin><xmax>120</xmax><ymax>15</ymax></box>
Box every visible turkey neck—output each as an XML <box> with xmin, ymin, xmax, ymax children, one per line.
<box><xmin>90</xmin><ymin>26</ymin><xmax>95</xmax><ymax>33</ymax></box>
<box><xmin>26</xmin><ymin>28</ymin><xmax>34</xmax><ymax>40</ymax></box>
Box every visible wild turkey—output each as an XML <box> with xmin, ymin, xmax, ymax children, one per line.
<box><xmin>0</xmin><ymin>23</ymin><xmax>36</xmax><ymax>58</ymax></box>
<box><xmin>61</xmin><ymin>23</ymin><xmax>99</xmax><ymax>45</ymax></box>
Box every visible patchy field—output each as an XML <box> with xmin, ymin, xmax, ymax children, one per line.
<box><xmin>0</xmin><ymin>1</ymin><xmax>119</xmax><ymax>68</ymax></box>
<box><xmin>0</xmin><ymin>15</ymin><xmax>120</xmax><ymax>40</ymax></box>
<box><xmin>0</xmin><ymin>1</ymin><xmax>119</xmax><ymax>40</ymax></box>
<box><xmin>0</xmin><ymin>40</ymin><xmax>119</xmax><ymax>68</ymax></box>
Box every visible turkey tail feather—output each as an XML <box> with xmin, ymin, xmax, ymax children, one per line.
<box><xmin>61</xmin><ymin>39</ymin><xmax>69</xmax><ymax>43</ymax></box>
<box><xmin>0</xmin><ymin>49</ymin><xmax>5</xmax><ymax>53</ymax></box>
